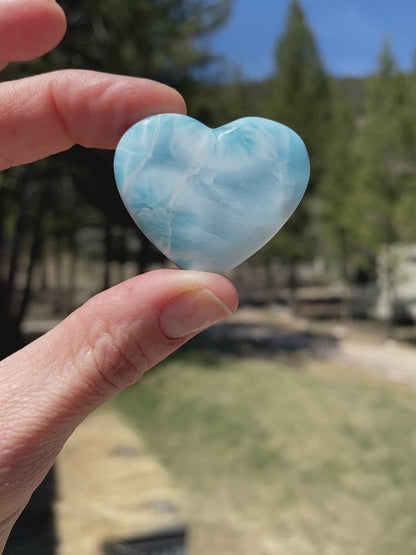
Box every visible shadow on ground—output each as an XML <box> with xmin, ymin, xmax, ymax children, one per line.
<box><xmin>185</xmin><ymin>321</ymin><xmax>339</xmax><ymax>359</ymax></box>
<box><xmin>4</xmin><ymin>469</ymin><xmax>57</xmax><ymax>555</ymax></box>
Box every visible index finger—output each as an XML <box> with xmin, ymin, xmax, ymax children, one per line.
<box><xmin>0</xmin><ymin>70</ymin><xmax>187</xmax><ymax>170</ymax></box>
<box><xmin>0</xmin><ymin>0</ymin><xmax>67</xmax><ymax>65</ymax></box>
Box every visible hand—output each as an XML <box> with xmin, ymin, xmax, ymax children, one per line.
<box><xmin>0</xmin><ymin>1</ymin><xmax>238</xmax><ymax>550</ymax></box>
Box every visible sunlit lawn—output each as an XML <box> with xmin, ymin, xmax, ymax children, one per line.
<box><xmin>113</xmin><ymin>350</ymin><xmax>416</xmax><ymax>555</ymax></box>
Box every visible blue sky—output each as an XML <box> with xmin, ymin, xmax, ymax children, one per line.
<box><xmin>208</xmin><ymin>0</ymin><xmax>416</xmax><ymax>80</ymax></box>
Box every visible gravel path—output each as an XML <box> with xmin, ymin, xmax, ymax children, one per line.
<box><xmin>339</xmin><ymin>340</ymin><xmax>416</xmax><ymax>388</ymax></box>
<box><xmin>227</xmin><ymin>307</ymin><xmax>416</xmax><ymax>389</ymax></box>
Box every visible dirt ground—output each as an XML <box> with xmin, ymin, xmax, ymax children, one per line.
<box><xmin>339</xmin><ymin>340</ymin><xmax>416</xmax><ymax>387</ymax></box>
<box><xmin>56</xmin><ymin>409</ymin><xmax>184</xmax><ymax>555</ymax></box>
<box><xmin>29</xmin><ymin>305</ymin><xmax>416</xmax><ymax>553</ymax></box>
<box><xmin>229</xmin><ymin>306</ymin><xmax>416</xmax><ymax>387</ymax></box>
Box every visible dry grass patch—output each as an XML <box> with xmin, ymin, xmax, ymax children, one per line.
<box><xmin>114</xmin><ymin>352</ymin><xmax>416</xmax><ymax>555</ymax></box>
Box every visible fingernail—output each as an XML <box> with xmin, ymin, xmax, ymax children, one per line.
<box><xmin>159</xmin><ymin>288</ymin><xmax>234</xmax><ymax>339</ymax></box>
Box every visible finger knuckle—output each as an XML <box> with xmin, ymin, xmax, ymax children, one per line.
<box><xmin>75</xmin><ymin>318</ymin><xmax>151</xmax><ymax>399</ymax></box>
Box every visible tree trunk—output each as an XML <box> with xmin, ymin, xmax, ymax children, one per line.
<box><xmin>18</xmin><ymin>183</ymin><xmax>49</xmax><ymax>326</ymax></box>
<box><xmin>0</xmin><ymin>186</ymin><xmax>7</xmax><ymax>356</ymax></box>
<box><xmin>103</xmin><ymin>220</ymin><xmax>112</xmax><ymax>290</ymax></box>
<box><xmin>287</xmin><ymin>259</ymin><xmax>299</xmax><ymax>316</ymax></box>
<box><xmin>6</xmin><ymin>176</ymin><xmax>30</xmax><ymax>323</ymax></box>
<box><xmin>339</xmin><ymin>233</ymin><xmax>354</xmax><ymax>321</ymax></box>
<box><xmin>53</xmin><ymin>232</ymin><xmax>64</xmax><ymax>315</ymax></box>
<box><xmin>117</xmin><ymin>226</ymin><xmax>127</xmax><ymax>283</ymax></box>
<box><xmin>1</xmin><ymin>169</ymin><xmax>31</xmax><ymax>358</ymax></box>
<box><xmin>267</xmin><ymin>259</ymin><xmax>278</xmax><ymax>290</ymax></box>
<box><xmin>137</xmin><ymin>231</ymin><xmax>149</xmax><ymax>275</ymax></box>
<box><xmin>66</xmin><ymin>232</ymin><xmax>78</xmax><ymax>313</ymax></box>
<box><xmin>0</xmin><ymin>182</ymin><xmax>6</xmax><ymax>283</ymax></box>
<box><xmin>118</xmin><ymin>259</ymin><xmax>125</xmax><ymax>283</ymax></box>
<box><xmin>2</xmin><ymin>178</ymin><xmax>57</xmax><ymax>555</ymax></box>
<box><xmin>39</xmin><ymin>248</ymin><xmax>49</xmax><ymax>293</ymax></box>
<box><xmin>384</xmin><ymin>251</ymin><xmax>396</xmax><ymax>340</ymax></box>
<box><xmin>137</xmin><ymin>233</ymin><xmax>164</xmax><ymax>275</ymax></box>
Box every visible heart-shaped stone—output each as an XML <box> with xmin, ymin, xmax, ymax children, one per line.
<box><xmin>114</xmin><ymin>114</ymin><xmax>310</xmax><ymax>273</ymax></box>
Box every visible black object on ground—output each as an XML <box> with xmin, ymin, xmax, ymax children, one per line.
<box><xmin>102</xmin><ymin>524</ymin><xmax>186</xmax><ymax>555</ymax></box>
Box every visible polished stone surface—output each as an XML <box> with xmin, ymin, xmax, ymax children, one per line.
<box><xmin>114</xmin><ymin>114</ymin><xmax>310</xmax><ymax>272</ymax></box>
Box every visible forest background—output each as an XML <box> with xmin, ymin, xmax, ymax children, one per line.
<box><xmin>1</xmin><ymin>0</ymin><xmax>416</xmax><ymax>359</ymax></box>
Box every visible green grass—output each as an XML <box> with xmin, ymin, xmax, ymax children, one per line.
<box><xmin>113</xmin><ymin>351</ymin><xmax>416</xmax><ymax>555</ymax></box>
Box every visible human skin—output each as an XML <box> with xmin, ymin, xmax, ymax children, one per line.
<box><xmin>0</xmin><ymin>1</ymin><xmax>239</xmax><ymax>550</ymax></box>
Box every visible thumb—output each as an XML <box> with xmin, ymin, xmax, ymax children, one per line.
<box><xmin>0</xmin><ymin>269</ymin><xmax>238</xmax><ymax>539</ymax></box>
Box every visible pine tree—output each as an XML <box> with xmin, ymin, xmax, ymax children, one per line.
<box><xmin>351</xmin><ymin>39</ymin><xmax>412</xmax><ymax>330</ymax></box>
<box><xmin>0</xmin><ymin>0</ymin><xmax>233</xmax><ymax>356</ymax></box>
<box><xmin>394</xmin><ymin>49</ymin><xmax>416</xmax><ymax>243</ymax></box>
<box><xmin>267</xmin><ymin>0</ymin><xmax>329</xmax><ymax>180</ymax></box>
<box><xmin>315</xmin><ymin>84</ymin><xmax>362</xmax><ymax>317</ymax></box>
<box><xmin>318</xmin><ymin>91</ymin><xmax>355</xmax><ymax>268</ymax></box>
<box><xmin>259</xmin><ymin>0</ymin><xmax>330</xmax><ymax>310</ymax></box>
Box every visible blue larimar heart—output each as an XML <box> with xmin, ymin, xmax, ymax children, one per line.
<box><xmin>114</xmin><ymin>114</ymin><xmax>310</xmax><ymax>273</ymax></box>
